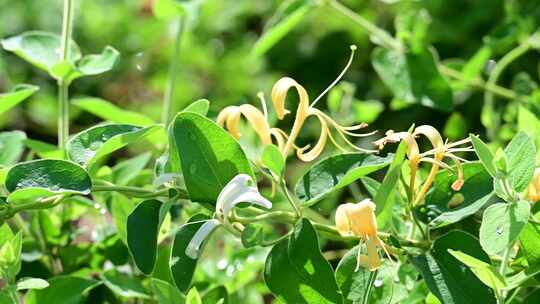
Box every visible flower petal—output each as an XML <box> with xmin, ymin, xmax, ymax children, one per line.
<box><xmin>185</xmin><ymin>219</ymin><xmax>221</xmax><ymax>259</ymax></box>
<box><xmin>271</xmin><ymin>77</ymin><xmax>309</xmax><ymax>120</ymax></box>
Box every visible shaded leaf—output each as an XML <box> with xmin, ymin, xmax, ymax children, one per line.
<box><xmin>101</xmin><ymin>269</ymin><xmax>150</xmax><ymax>299</ymax></box>
<box><xmin>5</xmin><ymin>159</ymin><xmax>91</xmax><ymax>202</ymax></box>
<box><xmin>0</xmin><ymin>131</ymin><xmax>27</xmax><ymax>167</ymax></box>
<box><xmin>127</xmin><ymin>199</ymin><xmax>162</xmax><ymax>275</ymax></box>
<box><xmin>73</xmin><ymin>97</ymin><xmax>155</xmax><ymax>126</ymax></box>
<box><xmin>264</xmin><ymin>218</ymin><xmax>343</xmax><ymax>304</ymax></box>
<box><xmin>25</xmin><ymin>276</ymin><xmax>100</xmax><ymax>304</ymax></box>
<box><xmin>172</xmin><ymin>112</ymin><xmax>253</xmax><ymax>206</ymax></box>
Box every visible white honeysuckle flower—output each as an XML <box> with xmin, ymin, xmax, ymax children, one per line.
<box><xmin>184</xmin><ymin>174</ymin><xmax>272</xmax><ymax>259</ymax></box>
<box><xmin>216</xmin><ymin>174</ymin><xmax>272</xmax><ymax>224</ymax></box>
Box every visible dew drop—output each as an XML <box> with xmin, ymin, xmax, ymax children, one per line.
<box><xmin>373</xmin><ymin>278</ymin><xmax>383</xmax><ymax>288</ymax></box>
<box><xmin>484</xmin><ymin>59</ymin><xmax>496</xmax><ymax>75</ymax></box>
<box><xmin>217</xmin><ymin>258</ymin><xmax>228</xmax><ymax>270</ymax></box>
<box><xmin>93</xmin><ymin>203</ymin><xmax>100</xmax><ymax>209</ymax></box>
<box><xmin>89</xmin><ymin>141</ymin><xmax>102</xmax><ymax>151</ymax></box>
<box><xmin>496</xmin><ymin>227</ymin><xmax>503</xmax><ymax>235</ymax></box>
<box><xmin>134</xmin><ymin>52</ymin><xmax>147</xmax><ymax>72</ymax></box>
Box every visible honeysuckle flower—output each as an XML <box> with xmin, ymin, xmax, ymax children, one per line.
<box><xmin>184</xmin><ymin>174</ymin><xmax>272</xmax><ymax>259</ymax></box>
<box><xmin>528</xmin><ymin>168</ymin><xmax>540</xmax><ymax>202</ymax></box>
<box><xmin>373</xmin><ymin>126</ymin><xmax>473</xmax><ymax>205</ymax></box>
<box><xmin>335</xmin><ymin>199</ymin><xmax>391</xmax><ymax>271</ymax></box>
<box><xmin>216</xmin><ymin>45</ymin><xmax>376</xmax><ymax>163</ymax></box>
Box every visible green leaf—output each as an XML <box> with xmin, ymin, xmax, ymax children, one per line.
<box><xmin>264</xmin><ymin>218</ymin><xmax>343</xmax><ymax>304</ymax></box>
<box><xmin>150</xmin><ymin>278</ymin><xmax>185</xmax><ymax>304</ymax></box>
<box><xmin>372</xmin><ymin>46</ymin><xmax>453</xmax><ymax>112</ymax></box>
<box><xmin>335</xmin><ymin>246</ymin><xmax>371</xmax><ymax>304</ymax></box>
<box><xmin>186</xmin><ymin>288</ymin><xmax>203</xmax><ymax>304</ymax></box>
<box><xmin>443</xmin><ymin>113</ymin><xmax>467</xmax><ymax>140</ymax></box>
<box><xmin>172</xmin><ymin>112</ymin><xmax>253</xmax><ymax>206</ymax></box>
<box><xmin>410</xmin><ymin>230</ymin><xmax>496</xmax><ymax>304</ymax></box>
<box><xmin>170</xmin><ymin>214</ymin><xmax>209</xmax><ymax>293</ymax></box>
<box><xmin>16</xmin><ymin>278</ymin><xmax>49</xmax><ymax>291</ymax></box>
<box><xmin>25</xmin><ymin>276</ymin><xmax>100</xmax><ymax>304</ymax></box>
<box><xmin>67</xmin><ymin>123</ymin><xmax>161</xmax><ymax>168</ymax></box>
<box><xmin>0</xmin><ymin>131</ymin><xmax>26</xmax><ymax>167</ymax></box>
<box><xmin>416</xmin><ymin>163</ymin><xmax>493</xmax><ymax>226</ymax></box>
<box><xmin>5</xmin><ymin>159</ymin><xmax>91</xmax><ymax>202</ymax></box>
<box><xmin>77</xmin><ymin>46</ymin><xmax>120</xmax><ymax>76</ymax></box>
<box><xmin>112</xmin><ymin>152</ymin><xmax>151</xmax><ymax>186</ymax></box>
<box><xmin>73</xmin><ymin>97</ymin><xmax>155</xmax><ymax>126</ymax></box>
<box><xmin>202</xmin><ymin>286</ymin><xmax>228</xmax><ymax>304</ymax></box>
<box><xmin>429</xmin><ymin>193</ymin><xmax>495</xmax><ymax>228</ymax></box>
<box><xmin>1</xmin><ymin>31</ymin><xmax>81</xmax><ymax>72</ymax></box>
<box><xmin>479</xmin><ymin>201</ymin><xmax>530</xmax><ymax>255</ymax></box>
<box><xmin>518</xmin><ymin>222</ymin><xmax>540</xmax><ymax>267</ymax></box>
<box><xmin>470</xmin><ymin>135</ymin><xmax>496</xmax><ymax>177</ymax></box>
<box><xmin>183</xmin><ymin>99</ymin><xmax>210</xmax><ymax>116</ymax></box>
<box><xmin>127</xmin><ymin>199</ymin><xmax>162</xmax><ymax>275</ymax></box>
<box><xmin>253</xmin><ymin>0</ymin><xmax>313</xmax><ymax>56</ymax></box>
<box><xmin>101</xmin><ymin>269</ymin><xmax>150</xmax><ymax>299</ymax></box>
<box><xmin>374</xmin><ymin>142</ymin><xmax>407</xmax><ymax>229</ymax></box>
<box><xmin>262</xmin><ymin>144</ymin><xmax>285</xmax><ymax>176</ymax></box>
<box><xmin>504</xmin><ymin>131</ymin><xmax>536</xmax><ymax>191</ymax></box>
<box><xmin>23</xmin><ymin>139</ymin><xmax>63</xmax><ymax>159</ymax></box>
<box><xmin>0</xmin><ymin>84</ymin><xmax>39</xmax><ymax>115</ymax></box>
<box><xmin>241</xmin><ymin>223</ymin><xmax>264</xmax><ymax>248</ymax></box>
<box><xmin>448</xmin><ymin>249</ymin><xmax>506</xmax><ymax>290</ymax></box>
<box><xmin>295</xmin><ymin>153</ymin><xmax>393</xmax><ymax>206</ymax></box>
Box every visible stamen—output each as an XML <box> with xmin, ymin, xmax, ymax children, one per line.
<box><xmin>257</xmin><ymin>92</ymin><xmax>268</xmax><ymax>120</ymax></box>
<box><xmin>310</xmin><ymin>45</ymin><xmax>357</xmax><ymax>108</ymax></box>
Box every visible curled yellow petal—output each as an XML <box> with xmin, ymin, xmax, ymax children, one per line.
<box><xmin>295</xmin><ymin>110</ymin><xmax>329</xmax><ymax>162</ymax></box>
<box><xmin>271</xmin><ymin>77</ymin><xmax>310</xmax><ymax>120</ymax></box>
<box><xmin>217</xmin><ymin>104</ymin><xmax>272</xmax><ymax>145</ymax></box>
<box><xmin>414</xmin><ymin>125</ymin><xmax>444</xmax><ymax>149</ymax></box>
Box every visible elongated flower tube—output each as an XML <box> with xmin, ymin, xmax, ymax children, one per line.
<box><xmin>373</xmin><ymin>126</ymin><xmax>472</xmax><ymax>205</ymax></box>
<box><xmin>336</xmin><ymin>199</ymin><xmax>390</xmax><ymax>271</ymax></box>
<box><xmin>335</xmin><ymin>199</ymin><xmax>391</xmax><ymax>271</ymax></box>
<box><xmin>185</xmin><ymin>174</ymin><xmax>272</xmax><ymax>259</ymax></box>
<box><xmin>528</xmin><ymin>168</ymin><xmax>540</xmax><ymax>202</ymax></box>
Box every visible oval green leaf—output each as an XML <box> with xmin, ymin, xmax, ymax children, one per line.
<box><xmin>1</xmin><ymin>31</ymin><xmax>81</xmax><ymax>72</ymax></box>
<box><xmin>67</xmin><ymin>123</ymin><xmax>161</xmax><ymax>168</ymax></box>
<box><xmin>127</xmin><ymin>199</ymin><xmax>162</xmax><ymax>275</ymax></box>
<box><xmin>172</xmin><ymin>112</ymin><xmax>253</xmax><ymax>206</ymax></box>
<box><xmin>264</xmin><ymin>218</ymin><xmax>343</xmax><ymax>304</ymax></box>
<box><xmin>295</xmin><ymin>153</ymin><xmax>393</xmax><ymax>206</ymax></box>
<box><xmin>0</xmin><ymin>131</ymin><xmax>27</xmax><ymax>167</ymax></box>
<box><xmin>504</xmin><ymin>131</ymin><xmax>536</xmax><ymax>192</ymax></box>
<box><xmin>5</xmin><ymin>159</ymin><xmax>91</xmax><ymax>202</ymax></box>
<box><xmin>479</xmin><ymin>201</ymin><xmax>530</xmax><ymax>255</ymax></box>
<box><xmin>25</xmin><ymin>276</ymin><xmax>100</xmax><ymax>304</ymax></box>
<box><xmin>170</xmin><ymin>214</ymin><xmax>209</xmax><ymax>293</ymax></box>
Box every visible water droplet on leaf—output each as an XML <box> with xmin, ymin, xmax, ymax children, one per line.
<box><xmin>496</xmin><ymin>227</ymin><xmax>503</xmax><ymax>235</ymax></box>
<box><xmin>89</xmin><ymin>141</ymin><xmax>102</xmax><ymax>151</ymax></box>
<box><xmin>374</xmin><ymin>278</ymin><xmax>383</xmax><ymax>287</ymax></box>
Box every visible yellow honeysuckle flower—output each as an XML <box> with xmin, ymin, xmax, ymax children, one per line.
<box><xmin>528</xmin><ymin>168</ymin><xmax>540</xmax><ymax>202</ymax></box>
<box><xmin>216</xmin><ymin>45</ymin><xmax>376</xmax><ymax>163</ymax></box>
<box><xmin>335</xmin><ymin>199</ymin><xmax>391</xmax><ymax>271</ymax></box>
<box><xmin>373</xmin><ymin>125</ymin><xmax>472</xmax><ymax>205</ymax></box>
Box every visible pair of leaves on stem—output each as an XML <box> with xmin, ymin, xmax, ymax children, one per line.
<box><xmin>1</xmin><ymin>31</ymin><xmax>119</xmax><ymax>83</ymax></box>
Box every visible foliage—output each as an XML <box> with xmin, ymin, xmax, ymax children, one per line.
<box><xmin>0</xmin><ymin>0</ymin><xmax>539</xmax><ymax>303</ymax></box>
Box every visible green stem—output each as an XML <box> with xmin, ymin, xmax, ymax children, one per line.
<box><xmin>483</xmin><ymin>42</ymin><xmax>531</xmax><ymax>139</ymax></box>
<box><xmin>362</xmin><ymin>270</ymin><xmax>377</xmax><ymax>304</ymax></box>
<box><xmin>280</xmin><ymin>179</ymin><xmax>302</xmax><ymax>217</ymax></box>
<box><xmin>498</xmin><ymin>245</ymin><xmax>513</xmax><ymax>303</ymax></box>
<box><xmin>91</xmin><ymin>185</ymin><xmax>179</xmax><ymax>198</ymax></box>
<box><xmin>57</xmin><ymin>82</ymin><xmax>69</xmax><ymax>150</ymax></box>
<box><xmin>328</xmin><ymin>0</ymin><xmax>401</xmax><ymax>51</ymax></box>
<box><xmin>161</xmin><ymin>15</ymin><xmax>186</xmax><ymax>125</ymax></box>
<box><xmin>58</xmin><ymin>0</ymin><xmax>75</xmax><ymax>150</ymax></box>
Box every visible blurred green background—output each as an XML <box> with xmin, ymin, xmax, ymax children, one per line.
<box><xmin>1</xmin><ymin>0</ymin><xmax>538</xmax><ymax>147</ymax></box>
